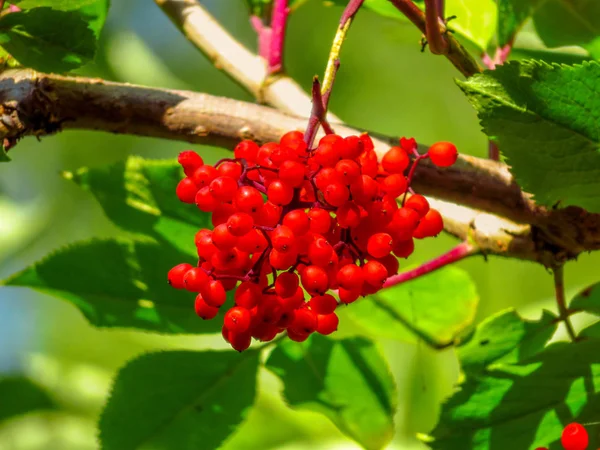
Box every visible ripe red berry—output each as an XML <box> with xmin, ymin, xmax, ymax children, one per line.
<box><xmin>194</xmin><ymin>294</ymin><xmax>219</xmax><ymax>320</ymax></box>
<box><xmin>234</xmin><ymin>140</ymin><xmax>259</xmax><ymax>162</ymax></box>
<box><xmin>227</xmin><ymin>212</ymin><xmax>254</xmax><ymax>236</ymax></box>
<box><xmin>337</xmin><ymin>264</ymin><xmax>365</xmax><ymax>291</ymax></box>
<box><xmin>308</xmin><ymin>209</ymin><xmax>331</xmax><ymax>233</ymax></box>
<box><xmin>279</xmin><ymin>160</ymin><xmax>305</xmax><ymax>187</ymax></box>
<box><xmin>212</xmin><ymin>223</ymin><xmax>238</xmax><ymax>250</ymax></box>
<box><xmin>275</xmin><ymin>272</ymin><xmax>300</xmax><ymax>298</ymax></box>
<box><xmin>229</xmin><ymin>330</ymin><xmax>252</xmax><ymax>352</ymax></box>
<box><xmin>381</xmin><ymin>174</ymin><xmax>407</xmax><ymax>197</ymax></box>
<box><xmin>289</xmin><ymin>308</ymin><xmax>318</xmax><ymax>334</ymax></box>
<box><xmin>428</xmin><ymin>141</ymin><xmax>458</xmax><ymax>167</ymax></box>
<box><xmin>272</xmin><ymin>225</ymin><xmax>296</xmax><ymax>253</ymax></box>
<box><xmin>217</xmin><ymin>161</ymin><xmax>242</xmax><ymax>179</ymax></box>
<box><xmin>280</xmin><ymin>130</ymin><xmax>307</xmax><ymax>157</ymax></box>
<box><xmin>201</xmin><ymin>280</ymin><xmax>227</xmax><ymax>307</ymax></box>
<box><xmin>224</xmin><ymin>306</ymin><xmax>252</xmax><ymax>333</ymax></box>
<box><xmin>413</xmin><ymin>209</ymin><xmax>444</xmax><ymax>239</ymax></box>
<box><xmin>183</xmin><ymin>267</ymin><xmax>209</xmax><ymax>292</ymax></box>
<box><xmin>308</xmin><ymin>237</ymin><xmax>334</xmax><ymax>267</ymax></box>
<box><xmin>323</xmin><ymin>182</ymin><xmax>349</xmax><ymax>207</ymax></box>
<box><xmin>235</xmin><ymin>186</ymin><xmax>264</xmax><ymax>213</ymax></box>
<box><xmin>336</xmin><ymin>202</ymin><xmax>361</xmax><ymax>228</ymax></box>
<box><xmin>178</xmin><ymin>151</ymin><xmax>204</xmax><ymax>177</ymax></box>
<box><xmin>308</xmin><ymin>294</ymin><xmax>337</xmax><ymax>315</ymax></box>
<box><xmin>176</xmin><ymin>178</ymin><xmax>199</xmax><ymax>203</ymax></box>
<box><xmin>335</xmin><ymin>159</ymin><xmax>361</xmax><ymax>185</ymax></box>
<box><xmin>168</xmin><ymin>263</ymin><xmax>193</xmax><ymax>289</ymax></box>
<box><xmin>367</xmin><ymin>233</ymin><xmax>393</xmax><ymax>258</ymax></box>
<box><xmin>393</xmin><ymin>238</ymin><xmax>414</xmax><ymax>258</ymax></box>
<box><xmin>195</xmin><ymin>186</ymin><xmax>218</xmax><ymax>212</ymax></box>
<box><xmin>316</xmin><ymin>312</ymin><xmax>339</xmax><ymax>335</ymax></box>
<box><xmin>267</xmin><ymin>179</ymin><xmax>295</xmax><ymax>205</ymax></box>
<box><xmin>363</xmin><ymin>260</ymin><xmax>388</xmax><ymax>287</ymax></box>
<box><xmin>382</xmin><ymin>146</ymin><xmax>410</xmax><ymax>174</ymax></box>
<box><xmin>405</xmin><ymin>194</ymin><xmax>430</xmax><ymax>217</ymax></box>
<box><xmin>283</xmin><ymin>209</ymin><xmax>310</xmax><ymax>236</ymax></box>
<box><xmin>192</xmin><ymin>165</ymin><xmax>218</xmax><ymax>188</ymax></box>
<box><xmin>561</xmin><ymin>422</ymin><xmax>588</xmax><ymax>450</ymax></box>
<box><xmin>209</xmin><ymin>176</ymin><xmax>238</xmax><ymax>202</ymax></box>
<box><xmin>301</xmin><ymin>265</ymin><xmax>329</xmax><ymax>295</ymax></box>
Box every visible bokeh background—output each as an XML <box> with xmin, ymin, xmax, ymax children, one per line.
<box><xmin>1</xmin><ymin>1</ymin><xmax>599</xmax><ymax>449</ymax></box>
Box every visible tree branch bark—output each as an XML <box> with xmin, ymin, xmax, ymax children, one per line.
<box><xmin>2</xmin><ymin>69</ymin><xmax>598</xmax><ymax>264</ymax></box>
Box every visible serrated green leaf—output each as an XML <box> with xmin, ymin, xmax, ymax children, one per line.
<box><xmin>533</xmin><ymin>0</ymin><xmax>600</xmax><ymax>53</ymax></box>
<box><xmin>496</xmin><ymin>0</ymin><xmax>542</xmax><ymax>46</ymax></box>
<box><xmin>457</xmin><ymin>308</ymin><xmax>557</xmax><ymax>372</ymax></box>
<box><xmin>324</xmin><ymin>0</ymin><xmax>496</xmax><ymax>51</ymax></box>
<box><xmin>0</xmin><ymin>8</ymin><xmax>97</xmax><ymax>72</ymax></box>
<box><xmin>2</xmin><ymin>238</ymin><xmax>222</xmax><ymax>334</ymax></box>
<box><xmin>99</xmin><ymin>350</ymin><xmax>260</xmax><ymax>450</ymax></box>
<box><xmin>347</xmin><ymin>266</ymin><xmax>478</xmax><ymax>347</ymax></box>
<box><xmin>458</xmin><ymin>60</ymin><xmax>600</xmax><ymax>212</ymax></box>
<box><xmin>0</xmin><ymin>376</ymin><xmax>57</xmax><ymax>423</ymax></box>
<box><xmin>266</xmin><ymin>335</ymin><xmax>396</xmax><ymax>450</ymax></box>
<box><xmin>65</xmin><ymin>157</ymin><xmax>209</xmax><ymax>257</ymax></box>
<box><xmin>569</xmin><ymin>281</ymin><xmax>600</xmax><ymax>314</ymax></box>
<box><xmin>430</xmin><ymin>339</ymin><xmax>600</xmax><ymax>449</ymax></box>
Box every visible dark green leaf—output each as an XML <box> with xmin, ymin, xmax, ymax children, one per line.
<box><xmin>1</xmin><ymin>238</ymin><xmax>223</xmax><ymax>334</ymax></box>
<box><xmin>0</xmin><ymin>146</ymin><xmax>9</xmax><ymax>162</ymax></box>
<box><xmin>0</xmin><ymin>8</ymin><xmax>96</xmax><ymax>72</ymax></box>
<box><xmin>569</xmin><ymin>281</ymin><xmax>600</xmax><ymax>314</ymax></box>
<box><xmin>65</xmin><ymin>157</ymin><xmax>209</xmax><ymax>257</ymax></box>
<box><xmin>99</xmin><ymin>350</ymin><xmax>260</xmax><ymax>450</ymax></box>
<box><xmin>496</xmin><ymin>0</ymin><xmax>542</xmax><ymax>46</ymax></box>
<box><xmin>266</xmin><ymin>335</ymin><xmax>396</xmax><ymax>450</ymax></box>
<box><xmin>429</xmin><ymin>339</ymin><xmax>600</xmax><ymax>449</ymax></box>
<box><xmin>533</xmin><ymin>0</ymin><xmax>600</xmax><ymax>55</ymax></box>
<box><xmin>347</xmin><ymin>266</ymin><xmax>478</xmax><ymax>347</ymax></box>
<box><xmin>324</xmin><ymin>0</ymin><xmax>497</xmax><ymax>51</ymax></box>
<box><xmin>457</xmin><ymin>308</ymin><xmax>557</xmax><ymax>372</ymax></box>
<box><xmin>458</xmin><ymin>60</ymin><xmax>600</xmax><ymax>212</ymax></box>
<box><xmin>0</xmin><ymin>376</ymin><xmax>56</xmax><ymax>423</ymax></box>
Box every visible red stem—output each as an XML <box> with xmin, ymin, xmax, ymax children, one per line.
<box><xmin>250</xmin><ymin>16</ymin><xmax>272</xmax><ymax>61</ymax></box>
<box><xmin>383</xmin><ymin>241</ymin><xmax>476</xmax><ymax>288</ymax></box>
<box><xmin>268</xmin><ymin>0</ymin><xmax>289</xmax><ymax>74</ymax></box>
<box><xmin>488</xmin><ymin>141</ymin><xmax>499</xmax><ymax>161</ymax></box>
<box><xmin>340</xmin><ymin>0</ymin><xmax>365</xmax><ymax>25</ymax></box>
<box><xmin>424</xmin><ymin>0</ymin><xmax>448</xmax><ymax>54</ymax></box>
<box><xmin>435</xmin><ymin>0</ymin><xmax>444</xmax><ymax>18</ymax></box>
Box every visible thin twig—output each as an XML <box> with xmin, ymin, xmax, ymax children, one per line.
<box><xmin>424</xmin><ymin>0</ymin><xmax>448</xmax><ymax>54</ymax></box>
<box><xmin>553</xmin><ymin>265</ymin><xmax>578</xmax><ymax>342</ymax></box>
<box><xmin>383</xmin><ymin>241</ymin><xmax>477</xmax><ymax>288</ymax></box>
<box><xmin>268</xmin><ymin>0</ymin><xmax>289</xmax><ymax>74</ymax></box>
<box><xmin>387</xmin><ymin>0</ymin><xmax>482</xmax><ymax>77</ymax></box>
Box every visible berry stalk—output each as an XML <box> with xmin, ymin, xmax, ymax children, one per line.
<box><xmin>553</xmin><ymin>265</ymin><xmax>578</xmax><ymax>342</ymax></box>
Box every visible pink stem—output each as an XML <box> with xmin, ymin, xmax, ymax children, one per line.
<box><xmin>268</xmin><ymin>0</ymin><xmax>289</xmax><ymax>74</ymax></box>
<box><xmin>340</xmin><ymin>0</ymin><xmax>365</xmax><ymax>24</ymax></box>
<box><xmin>481</xmin><ymin>52</ymin><xmax>495</xmax><ymax>70</ymax></box>
<box><xmin>383</xmin><ymin>241</ymin><xmax>476</xmax><ymax>288</ymax></box>
<box><xmin>493</xmin><ymin>42</ymin><xmax>513</xmax><ymax>66</ymax></box>
<box><xmin>251</xmin><ymin>15</ymin><xmax>272</xmax><ymax>61</ymax></box>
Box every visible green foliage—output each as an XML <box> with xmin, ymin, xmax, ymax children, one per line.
<box><xmin>244</xmin><ymin>0</ymin><xmax>307</xmax><ymax>16</ymax></box>
<box><xmin>65</xmin><ymin>157</ymin><xmax>209</xmax><ymax>257</ymax></box>
<box><xmin>1</xmin><ymin>238</ymin><xmax>222</xmax><ymax>334</ymax></box>
<box><xmin>458</xmin><ymin>60</ymin><xmax>600</xmax><ymax>212</ymax></box>
<box><xmin>347</xmin><ymin>266</ymin><xmax>478</xmax><ymax>347</ymax></box>
<box><xmin>430</xmin><ymin>338</ymin><xmax>600</xmax><ymax>449</ymax></box>
<box><xmin>569</xmin><ymin>281</ymin><xmax>600</xmax><ymax>314</ymax></box>
<box><xmin>0</xmin><ymin>377</ymin><xmax>57</xmax><ymax>423</ymax></box>
<box><xmin>99</xmin><ymin>350</ymin><xmax>260</xmax><ymax>450</ymax></box>
<box><xmin>266</xmin><ymin>335</ymin><xmax>397</xmax><ymax>450</ymax></box>
<box><xmin>496</xmin><ymin>0</ymin><xmax>542</xmax><ymax>46</ymax></box>
<box><xmin>533</xmin><ymin>0</ymin><xmax>600</xmax><ymax>56</ymax></box>
<box><xmin>457</xmin><ymin>308</ymin><xmax>557</xmax><ymax>372</ymax></box>
<box><xmin>0</xmin><ymin>147</ymin><xmax>9</xmax><ymax>162</ymax></box>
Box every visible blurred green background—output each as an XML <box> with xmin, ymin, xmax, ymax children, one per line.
<box><xmin>1</xmin><ymin>0</ymin><xmax>600</xmax><ymax>449</ymax></box>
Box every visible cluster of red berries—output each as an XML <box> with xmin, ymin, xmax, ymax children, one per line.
<box><xmin>167</xmin><ymin>131</ymin><xmax>458</xmax><ymax>351</ymax></box>
<box><xmin>535</xmin><ymin>422</ymin><xmax>590</xmax><ymax>450</ymax></box>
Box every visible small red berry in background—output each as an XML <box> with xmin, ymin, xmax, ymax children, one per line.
<box><xmin>427</xmin><ymin>141</ymin><xmax>458</xmax><ymax>168</ymax></box>
<box><xmin>561</xmin><ymin>422</ymin><xmax>588</xmax><ymax>450</ymax></box>
<box><xmin>168</xmin><ymin>132</ymin><xmax>458</xmax><ymax>351</ymax></box>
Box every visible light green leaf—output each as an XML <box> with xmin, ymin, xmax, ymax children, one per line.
<box><xmin>0</xmin><ymin>377</ymin><xmax>57</xmax><ymax>423</ymax></box>
<box><xmin>569</xmin><ymin>281</ymin><xmax>600</xmax><ymax>314</ymax></box>
<box><xmin>1</xmin><ymin>238</ymin><xmax>223</xmax><ymax>334</ymax></box>
<box><xmin>266</xmin><ymin>335</ymin><xmax>397</xmax><ymax>450</ymax></box>
<box><xmin>457</xmin><ymin>308</ymin><xmax>557</xmax><ymax>372</ymax></box>
<box><xmin>533</xmin><ymin>0</ymin><xmax>600</xmax><ymax>55</ymax></box>
<box><xmin>496</xmin><ymin>0</ymin><xmax>542</xmax><ymax>46</ymax></box>
<box><xmin>429</xmin><ymin>339</ymin><xmax>600</xmax><ymax>449</ymax></box>
<box><xmin>99</xmin><ymin>350</ymin><xmax>260</xmax><ymax>450</ymax></box>
<box><xmin>0</xmin><ymin>8</ymin><xmax>96</xmax><ymax>72</ymax></box>
<box><xmin>347</xmin><ymin>266</ymin><xmax>478</xmax><ymax>347</ymax></box>
<box><xmin>458</xmin><ymin>60</ymin><xmax>600</xmax><ymax>212</ymax></box>
<box><xmin>65</xmin><ymin>156</ymin><xmax>209</xmax><ymax>257</ymax></box>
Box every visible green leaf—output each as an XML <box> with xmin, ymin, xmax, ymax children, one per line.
<box><xmin>324</xmin><ymin>0</ymin><xmax>497</xmax><ymax>51</ymax></box>
<box><xmin>0</xmin><ymin>8</ymin><xmax>97</xmax><ymax>72</ymax></box>
<box><xmin>457</xmin><ymin>308</ymin><xmax>557</xmax><ymax>372</ymax></box>
<box><xmin>429</xmin><ymin>339</ymin><xmax>600</xmax><ymax>449</ymax></box>
<box><xmin>99</xmin><ymin>350</ymin><xmax>260</xmax><ymax>450</ymax></box>
<box><xmin>533</xmin><ymin>0</ymin><xmax>600</xmax><ymax>54</ymax></box>
<box><xmin>2</xmin><ymin>238</ymin><xmax>222</xmax><ymax>334</ymax></box>
<box><xmin>266</xmin><ymin>335</ymin><xmax>397</xmax><ymax>450</ymax></box>
<box><xmin>0</xmin><ymin>146</ymin><xmax>9</xmax><ymax>162</ymax></box>
<box><xmin>0</xmin><ymin>376</ymin><xmax>57</xmax><ymax>423</ymax></box>
<box><xmin>458</xmin><ymin>60</ymin><xmax>600</xmax><ymax>212</ymax></box>
<box><xmin>569</xmin><ymin>281</ymin><xmax>600</xmax><ymax>314</ymax></box>
<box><xmin>244</xmin><ymin>0</ymin><xmax>307</xmax><ymax>15</ymax></box>
<box><xmin>496</xmin><ymin>0</ymin><xmax>542</xmax><ymax>46</ymax></box>
<box><xmin>347</xmin><ymin>266</ymin><xmax>479</xmax><ymax>347</ymax></box>
<box><xmin>65</xmin><ymin>157</ymin><xmax>209</xmax><ymax>257</ymax></box>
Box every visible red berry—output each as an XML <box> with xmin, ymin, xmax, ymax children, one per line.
<box><xmin>336</xmin><ymin>202</ymin><xmax>361</xmax><ymax>228</ymax></box>
<box><xmin>275</xmin><ymin>272</ymin><xmax>300</xmax><ymax>298</ymax></box>
<box><xmin>308</xmin><ymin>237</ymin><xmax>334</xmax><ymax>267</ymax></box>
<box><xmin>176</xmin><ymin>178</ymin><xmax>198</xmax><ymax>203</ymax></box>
<box><xmin>308</xmin><ymin>209</ymin><xmax>331</xmax><ymax>234</ymax></box>
<box><xmin>367</xmin><ymin>233</ymin><xmax>393</xmax><ymax>258</ymax></box>
<box><xmin>224</xmin><ymin>306</ymin><xmax>252</xmax><ymax>333</ymax></box>
<box><xmin>363</xmin><ymin>260</ymin><xmax>388</xmax><ymax>287</ymax></box>
<box><xmin>309</xmin><ymin>294</ymin><xmax>337</xmax><ymax>315</ymax></box>
<box><xmin>192</xmin><ymin>165</ymin><xmax>218</xmax><ymax>188</ymax></box>
<box><xmin>237</xmin><ymin>229</ymin><xmax>268</xmax><ymax>253</ymax></box>
<box><xmin>280</xmin><ymin>130</ymin><xmax>307</xmax><ymax>157</ymax></box>
<box><xmin>269</xmin><ymin>248</ymin><xmax>298</xmax><ymax>270</ymax></box>
<box><xmin>256</xmin><ymin>201</ymin><xmax>282</xmax><ymax>227</ymax></box>
<box><xmin>405</xmin><ymin>194</ymin><xmax>430</xmax><ymax>217</ymax></box>
<box><xmin>380</xmin><ymin>174</ymin><xmax>407</xmax><ymax>197</ymax></box>
<box><xmin>335</xmin><ymin>159</ymin><xmax>361</xmax><ymax>185</ymax></box>
<box><xmin>267</xmin><ymin>180</ymin><xmax>295</xmax><ymax>205</ymax></box>
<box><xmin>279</xmin><ymin>160</ymin><xmax>305</xmax><ymax>187</ymax></box>
<box><xmin>561</xmin><ymin>422</ymin><xmax>588</xmax><ymax>450</ymax></box>
<box><xmin>195</xmin><ymin>186</ymin><xmax>218</xmax><ymax>212</ymax></box>
<box><xmin>178</xmin><ymin>150</ymin><xmax>204</xmax><ymax>177</ymax></box>
<box><xmin>301</xmin><ymin>265</ymin><xmax>329</xmax><ymax>295</ymax></box>
<box><xmin>428</xmin><ymin>142</ymin><xmax>458</xmax><ymax>168</ymax></box>
<box><xmin>287</xmin><ymin>328</ymin><xmax>310</xmax><ymax>342</ymax></box>
<box><xmin>272</xmin><ymin>225</ymin><xmax>296</xmax><ymax>252</ymax></box>
<box><xmin>227</xmin><ymin>212</ymin><xmax>254</xmax><ymax>236</ymax></box>
<box><xmin>323</xmin><ymin>182</ymin><xmax>349</xmax><ymax>207</ymax></box>
<box><xmin>217</xmin><ymin>161</ymin><xmax>242</xmax><ymax>179</ymax></box>
<box><xmin>212</xmin><ymin>223</ymin><xmax>238</xmax><ymax>250</ymax></box>
<box><xmin>316</xmin><ymin>313</ymin><xmax>339</xmax><ymax>335</ymax></box>
<box><xmin>289</xmin><ymin>308</ymin><xmax>318</xmax><ymax>334</ymax></box>
<box><xmin>282</xmin><ymin>209</ymin><xmax>310</xmax><ymax>236</ymax></box>
<box><xmin>201</xmin><ymin>280</ymin><xmax>227</xmax><ymax>307</ymax></box>
<box><xmin>235</xmin><ymin>282</ymin><xmax>262</xmax><ymax>308</ymax></box>
<box><xmin>393</xmin><ymin>238</ymin><xmax>414</xmax><ymax>258</ymax></box>
<box><xmin>336</xmin><ymin>264</ymin><xmax>364</xmax><ymax>290</ymax></box>
<box><xmin>168</xmin><ymin>263</ymin><xmax>193</xmax><ymax>289</ymax></box>
<box><xmin>382</xmin><ymin>146</ymin><xmax>409</xmax><ymax>174</ymax></box>
<box><xmin>229</xmin><ymin>330</ymin><xmax>252</xmax><ymax>352</ymax></box>
<box><xmin>413</xmin><ymin>209</ymin><xmax>444</xmax><ymax>239</ymax></box>
<box><xmin>341</xmin><ymin>135</ymin><xmax>363</xmax><ymax>159</ymax></box>
<box><xmin>235</xmin><ymin>186</ymin><xmax>264</xmax><ymax>213</ymax></box>
<box><xmin>209</xmin><ymin>176</ymin><xmax>238</xmax><ymax>202</ymax></box>
<box><xmin>183</xmin><ymin>267</ymin><xmax>209</xmax><ymax>292</ymax></box>
<box><xmin>234</xmin><ymin>140</ymin><xmax>259</xmax><ymax>162</ymax></box>
<box><xmin>194</xmin><ymin>294</ymin><xmax>219</xmax><ymax>320</ymax></box>
<box><xmin>338</xmin><ymin>287</ymin><xmax>361</xmax><ymax>304</ymax></box>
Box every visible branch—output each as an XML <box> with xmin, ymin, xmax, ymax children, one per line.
<box><xmin>387</xmin><ymin>0</ymin><xmax>482</xmax><ymax>77</ymax></box>
<box><xmin>2</xmin><ymin>70</ymin><xmax>599</xmax><ymax>264</ymax></box>
<box><xmin>424</xmin><ymin>0</ymin><xmax>448</xmax><ymax>55</ymax></box>
<box><xmin>553</xmin><ymin>266</ymin><xmax>578</xmax><ymax>342</ymax></box>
